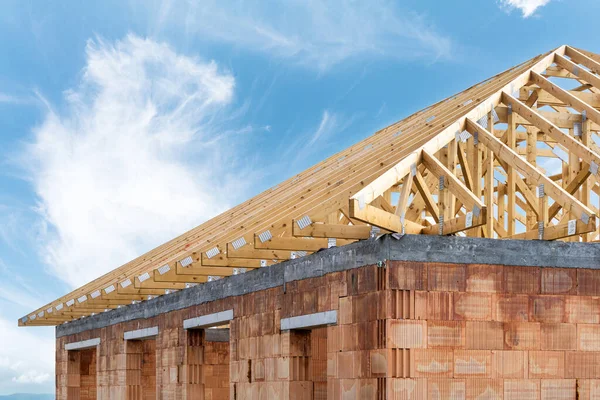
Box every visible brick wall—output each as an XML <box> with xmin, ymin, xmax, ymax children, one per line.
<box><xmin>56</xmin><ymin>260</ymin><xmax>600</xmax><ymax>399</ymax></box>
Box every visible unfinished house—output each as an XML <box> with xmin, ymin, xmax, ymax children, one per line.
<box><xmin>21</xmin><ymin>45</ymin><xmax>600</xmax><ymax>399</ymax></box>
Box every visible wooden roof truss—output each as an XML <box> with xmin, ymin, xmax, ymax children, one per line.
<box><xmin>21</xmin><ymin>45</ymin><xmax>600</xmax><ymax>326</ymax></box>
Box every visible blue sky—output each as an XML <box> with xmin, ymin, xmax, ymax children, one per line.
<box><xmin>0</xmin><ymin>0</ymin><xmax>598</xmax><ymax>395</ymax></box>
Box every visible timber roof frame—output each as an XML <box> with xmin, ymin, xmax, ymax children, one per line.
<box><xmin>21</xmin><ymin>45</ymin><xmax>600</xmax><ymax>326</ymax></box>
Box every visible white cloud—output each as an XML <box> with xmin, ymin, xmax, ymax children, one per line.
<box><xmin>12</xmin><ymin>371</ymin><xmax>51</xmax><ymax>385</ymax></box>
<box><xmin>307</xmin><ymin>111</ymin><xmax>337</xmax><ymax>147</ymax></box>
<box><xmin>499</xmin><ymin>0</ymin><xmax>551</xmax><ymax>17</ymax></box>
<box><xmin>23</xmin><ymin>34</ymin><xmax>253</xmax><ymax>287</ymax></box>
<box><xmin>0</xmin><ymin>316</ymin><xmax>54</xmax><ymax>393</ymax></box>
<box><xmin>147</xmin><ymin>0</ymin><xmax>453</xmax><ymax>70</ymax></box>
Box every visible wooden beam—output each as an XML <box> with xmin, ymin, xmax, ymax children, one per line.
<box><xmin>351</xmin><ymin>152</ymin><xmax>420</xmax><ymax>205</ymax></box>
<box><xmin>395</xmin><ymin>171</ymin><xmax>414</xmax><ymax>218</ymax></box>
<box><xmin>200</xmin><ymin>253</ymin><xmax>270</xmax><ymax>267</ymax></box>
<box><xmin>502</xmin><ymin>92</ymin><xmax>600</xmax><ymax>174</ymax></box>
<box><xmin>509</xmin><ymin>219</ymin><xmax>596</xmax><ymax>240</ymax></box>
<box><xmin>565</xmin><ymin>46</ymin><xmax>600</xmax><ymax>75</ymax></box>
<box><xmin>292</xmin><ymin>222</ymin><xmax>373</xmax><ymax>240</ymax></box>
<box><xmin>422</xmin><ymin>207</ymin><xmax>487</xmax><ymax>235</ymax></box>
<box><xmin>349</xmin><ymin>199</ymin><xmax>423</xmax><ymax>234</ymax></box>
<box><xmin>548</xmin><ymin>167</ymin><xmax>592</xmax><ymax>220</ymax></box>
<box><xmin>465</xmin><ymin>118</ymin><xmax>595</xmax><ymax>222</ymax></box>
<box><xmin>414</xmin><ymin>170</ymin><xmax>440</xmax><ymax>223</ymax></box>
<box><xmin>422</xmin><ymin>150</ymin><xmax>484</xmax><ymax>211</ymax></box>
<box><xmin>554</xmin><ymin>53</ymin><xmax>600</xmax><ymax>92</ymax></box>
<box><xmin>530</xmin><ymin>71</ymin><xmax>600</xmax><ymax>127</ymax></box>
<box><xmin>254</xmin><ymin>236</ymin><xmax>352</xmax><ymax>251</ymax></box>
<box><xmin>227</xmin><ymin>245</ymin><xmax>292</xmax><ymax>260</ymax></box>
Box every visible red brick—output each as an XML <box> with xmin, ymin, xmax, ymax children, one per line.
<box><xmin>505</xmin><ymin>266</ymin><xmax>540</xmax><ymax>294</ymax></box>
<box><xmin>578</xmin><ymin>324</ymin><xmax>600</xmax><ymax>351</ymax></box>
<box><xmin>565</xmin><ymin>352</ymin><xmax>600</xmax><ymax>379</ymax></box>
<box><xmin>466</xmin><ymin>379</ymin><xmax>503</xmax><ymax>400</ymax></box>
<box><xmin>578</xmin><ymin>269</ymin><xmax>600</xmax><ymax>296</ymax></box>
<box><xmin>504</xmin><ymin>322</ymin><xmax>541</xmax><ymax>350</ymax></box>
<box><xmin>453</xmin><ymin>293</ymin><xmax>492</xmax><ymax>321</ymax></box>
<box><xmin>388</xmin><ymin>261</ymin><xmax>427</xmax><ymax>290</ymax></box>
<box><xmin>386</xmin><ymin>378</ymin><xmax>427</xmax><ymax>399</ymax></box>
<box><xmin>540</xmin><ymin>323</ymin><xmax>576</xmax><ymax>351</ymax></box>
<box><xmin>504</xmin><ymin>380</ymin><xmax>540</xmax><ymax>399</ymax></box>
<box><xmin>491</xmin><ymin>350</ymin><xmax>527</xmax><ymax>379</ymax></box>
<box><xmin>424</xmin><ymin>291</ymin><xmax>453</xmax><ymax>320</ymax></box>
<box><xmin>565</xmin><ymin>296</ymin><xmax>600</xmax><ymax>324</ymax></box>
<box><xmin>465</xmin><ymin>321</ymin><xmax>503</xmax><ymax>350</ymax></box>
<box><xmin>427</xmin><ymin>379</ymin><xmax>466</xmax><ymax>399</ymax></box>
<box><xmin>541</xmin><ymin>268</ymin><xmax>577</xmax><ymax>294</ymax></box>
<box><xmin>386</xmin><ymin>320</ymin><xmax>427</xmax><ymax>349</ymax></box>
<box><xmin>577</xmin><ymin>379</ymin><xmax>600</xmax><ymax>399</ymax></box>
<box><xmin>454</xmin><ymin>350</ymin><xmax>492</xmax><ymax>378</ymax></box>
<box><xmin>492</xmin><ymin>294</ymin><xmax>529</xmax><ymax>322</ymax></box>
<box><xmin>528</xmin><ymin>351</ymin><xmax>565</xmax><ymax>378</ymax></box>
<box><xmin>466</xmin><ymin>264</ymin><xmax>504</xmax><ymax>293</ymax></box>
<box><xmin>410</xmin><ymin>350</ymin><xmax>453</xmax><ymax>378</ymax></box>
<box><xmin>427</xmin><ymin>263</ymin><xmax>466</xmax><ymax>292</ymax></box>
<box><xmin>541</xmin><ymin>379</ymin><xmax>576</xmax><ymax>399</ymax></box>
<box><xmin>427</xmin><ymin>321</ymin><xmax>465</xmax><ymax>349</ymax></box>
<box><xmin>531</xmin><ymin>296</ymin><xmax>565</xmax><ymax>323</ymax></box>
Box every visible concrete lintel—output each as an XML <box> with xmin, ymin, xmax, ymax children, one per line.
<box><xmin>65</xmin><ymin>338</ymin><xmax>100</xmax><ymax>351</ymax></box>
<box><xmin>124</xmin><ymin>326</ymin><xmax>159</xmax><ymax>341</ymax></box>
<box><xmin>281</xmin><ymin>310</ymin><xmax>337</xmax><ymax>330</ymax></box>
<box><xmin>183</xmin><ymin>309</ymin><xmax>234</xmax><ymax>330</ymax></box>
<box><xmin>205</xmin><ymin>328</ymin><xmax>230</xmax><ymax>342</ymax></box>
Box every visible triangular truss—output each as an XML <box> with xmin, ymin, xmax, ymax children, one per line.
<box><xmin>22</xmin><ymin>45</ymin><xmax>600</xmax><ymax>326</ymax></box>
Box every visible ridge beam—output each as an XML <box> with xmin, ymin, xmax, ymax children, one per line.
<box><xmin>465</xmin><ymin>118</ymin><xmax>596</xmax><ymax>223</ymax></box>
<box><xmin>501</xmin><ymin>92</ymin><xmax>600</xmax><ymax>171</ymax></box>
<box><xmin>422</xmin><ymin>150</ymin><xmax>484</xmax><ymax>211</ymax></box>
<box><xmin>530</xmin><ymin>71</ymin><xmax>600</xmax><ymax>126</ymax></box>
<box><xmin>349</xmin><ymin>199</ymin><xmax>423</xmax><ymax>234</ymax></box>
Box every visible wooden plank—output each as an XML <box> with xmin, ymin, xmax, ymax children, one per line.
<box><xmin>395</xmin><ymin>171</ymin><xmax>414</xmax><ymax>218</ymax></box>
<box><xmin>422</xmin><ymin>207</ymin><xmax>487</xmax><ymax>235</ymax></box>
<box><xmin>509</xmin><ymin>219</ymin><xmax>595</xmax><ymax>240</ymax></box>
<box><xmin>422</xmin><ymin>150</ymin><xmax>484</xmax><ymax>210</ymax></box>
<box><xmin>254</xmin><ymin>236</ymin><xmax>352</xmax><ymax>251</ymax></box>
<box><xmin>414</xmin><ymin>170</ymin><xmax>440</xmax><ymax>222</ymax></box>
<box><xmin>530</xmin><ymin>71</ymin><xmax>600</xmax><ymax>126</ymax></box>
<box><xmin>348</xmin><ymin>199</ymin><xmax>423</xmax><ymax>234</ymax></box>
<box><xmin>226</xmin><ymin>245</ymin><xmax>292</xmax><ymax>260</ymax></box>
<box><xmin>292</xmin><ymin>222</ymin><xmax>373</xmax><ymax>240</ymax></box>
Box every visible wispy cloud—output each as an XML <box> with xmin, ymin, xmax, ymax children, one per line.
<box><xmin>0</xmin><ymin>92</ymin><xmax>35</xmax><ymax>105</ymax></box>
<box><xmin>499</xmin><ymin>0</ymin><xmax>552</xmax><ymax>18</ymax></box>
<box><xmin>21</xmin><ymin>34</ymin><xmax>256</xmax><ymax>287</ymax></box>
<box><xmin>0</xmin><ymin>316</ymin><xmax>54</xmax><ymax>393</ymax></box>
<box><xmin>281</xmin><ymin>109</ymin><xmax>357</xmax><ymax>171</ymax></box>
<box><xmin>146</xmin><ymin>0</ymin><xmax>454</xmax><ymax>71</ymax></box>
<box><xmin>307</xmin><ymin>111</ymin><xmax>337</xmax><ymax>147</ymax></box>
